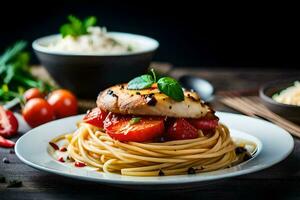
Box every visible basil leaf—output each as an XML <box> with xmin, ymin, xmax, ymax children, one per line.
<box><xmin>157</xmin><ymin>77</ymin><xmax>184</xmax><ymax>101</ymax></box>
<box><xmin>128</xmin><ymin>75</ymin><xmax>154</xmax><ymax>90</ymax></box>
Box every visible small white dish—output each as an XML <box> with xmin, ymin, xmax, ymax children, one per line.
<box><xmin>15</xmin><ymin>112</ymin><xmax>294</xmax><ymax>189</ymax></box>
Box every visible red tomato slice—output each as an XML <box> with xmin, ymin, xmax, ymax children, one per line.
<box><xmin>0</xmin><ymin>135</ymin><xmax>15</xmax><ymax>148</ymax></box>
<box><xmin>167</xmin><ymin>118</ymin><xmax>198</xmax><ymax>140</ymax></box>
<box><xmin>188</xmin><ymin>118</ymin><xmax>219</xmax><ymax>130</ymax></box>
<box><xmin>0</xmin><ymin>106</ymin><xmax>18</xmax><ymax>138</ymax></box>
<box><xmin>83</xmin><ymin>107</ymin><xmax>107</xmax><ymax>128</ymax></box>
<box><xmin>105</xmin><ymin>115</ymin><xmax>164</xmax><ymax>142</ymax></box>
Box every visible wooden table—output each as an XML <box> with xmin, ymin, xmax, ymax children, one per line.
<box><xmin>1</xmin><ymin>66</ymin><xmax>300</xmax><ymax>199</ymax></box>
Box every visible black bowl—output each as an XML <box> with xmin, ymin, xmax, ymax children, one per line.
<box><xmin>33</xmin><ymin>32</ymin><xmax>159</xmax><ymax>98</ymax></box>
<box><xmin>259</xmin><ymin>78</ymin><xmax>300</xmax><ymax>124</ymax></box>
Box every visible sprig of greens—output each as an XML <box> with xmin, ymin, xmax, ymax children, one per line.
<box><xmin>0</xmin><ymin>41</ymin><xmax>53</xmax><ymax>103</ymax></box>
<box><xmin>60</xmin><ymin>15</ymin><xmax>97</xmax><ymax>38</ymax></box>
<box><xmin>127</xmin><ymin>69</ymin><xmax>184</xmax><ymax>101</ymax></box>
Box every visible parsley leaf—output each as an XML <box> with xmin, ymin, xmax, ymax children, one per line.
<box><xmin>60</xmin><ymin>15</ymin><xmax>97</xmax><ymax>38</ymax></box>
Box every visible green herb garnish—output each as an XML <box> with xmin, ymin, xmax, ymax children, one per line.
<box><xmin>157</xmin><ymin>77</ymin><xmax>184</xmax><ymax>101</ymax></box>
<box><xmin>0</xmin><ymin>41</ymin><xmax>53</xmax><ymax>102</ymax></box>
<box><xmin>60</xmin><ymin>15</ymin><xmax>97</xmax><ymax>38</ymax></box>
<box><xmin>127</xmin><ymin>75</ymin><xmax>154</xmax><ymax>90</ymax></box>
<box><xmin>127</xmin><ymin>69</ymin><xmax>184</xmax><ymax>102</ymax></box>
<box><xmin>129</xmin><ymin>117</ymin><xmax>141</xmax><ymax>125</ymax></box>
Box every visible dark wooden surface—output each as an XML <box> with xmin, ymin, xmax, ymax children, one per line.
<box><xmin>1</xmin><ymin>66</ymin><xmax>300</xmax><ymax>200</ymax></box>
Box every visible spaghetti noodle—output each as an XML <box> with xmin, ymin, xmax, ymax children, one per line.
<box><xmin>51</xmin><ymin>122</ymin><xmax>252</xmax><ymax>176</ymax></box>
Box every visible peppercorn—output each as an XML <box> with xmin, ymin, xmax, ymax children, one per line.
<box><xmin>187</xmin><ymin>167</ymin><xmax>196</xmax><ymax>174</ymax></box>
<box><xmin>2</xmin><ymin>157</ymin><xmax>9</xmax><ymax>164</ymax></box>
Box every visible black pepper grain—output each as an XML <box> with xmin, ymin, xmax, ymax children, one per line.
<box><xmin>107</xmin><ymin>89</ymin><xmax>114</xmax><ymax>95</ymax></box>
<box><xmin>2</xmin><ymin>157</ymin><xmax>9</xmax><ymax>164</ymax></box>
<box><xmin>9</xmin><ymin>150</ymin><xmax>15</xmax><ymax>154</ymax></box>
<box><xmin>136</xmin><ymin>92</ymin><xmax>141</xmax><ymax>95</ymax></box>
<box><xmin>187</xmin><ymin>167</ymin><xmax>196</xmax><ymax>174</ymax></box>
<box><xmin>169</xmin><ymin>106</ymin><xmax>172</xmax><ymax>109</ymax></box>
<box><xmin>145</xmin><ymin>95</ymin><xmax>157</xmax><ymax>106</ymax></box>
<box><xmin>158</xmin><ymin>170</ymin><xmax>165</xmax><ymax>176</ymax></box>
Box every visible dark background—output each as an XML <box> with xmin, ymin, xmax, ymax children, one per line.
<box><xmin>0</xmin><ymin>1</ymin><xmax>299</xmax><ymax>68</ymax></box>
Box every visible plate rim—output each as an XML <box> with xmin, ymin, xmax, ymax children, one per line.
<box><xmin>15</xmin><ymin>112</ymin><xmax>294</xmax><ymax>185</ymax></box>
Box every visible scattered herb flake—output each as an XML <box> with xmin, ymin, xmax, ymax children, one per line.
<box><xmin>129</xmin><ymin>117</ymin><xmax>141</xmax><ymax>125</ymax></box>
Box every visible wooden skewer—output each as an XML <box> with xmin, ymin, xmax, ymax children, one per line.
<box><xmin>241</xmin><ymin>97</ymin><xmax>300</xmax><ymax>133</ymax></box>
<box><xmin>220</xmin><ymin>96</ymin><xmax>300</xmax><ymax>138</ymax></box>
<box><xmin>227</xmin><ymin>96</ymin><xmax>300</xmax><ymax>134</ymax></box>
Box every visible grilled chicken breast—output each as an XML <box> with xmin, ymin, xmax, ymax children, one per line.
<box><xmin>97</xmin><ymin>84</ymin><xmax>212</xmax><ymax>118</ymax></box>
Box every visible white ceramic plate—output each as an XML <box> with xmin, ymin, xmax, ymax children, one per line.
<box><xmin>15</xmin><ymin>112</ymin><xmax>294</xmax><ymax>188</ymax></box>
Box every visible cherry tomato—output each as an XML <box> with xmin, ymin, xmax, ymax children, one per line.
<box><xmin>83</xmin><ymin>107</ymin><xmax>107</xmax><ymax>128</ymax></box>
<box><xmin>22</xmin><ymin>98</ymin><xmax>55</xmax><ymax>128</ymax></box>
<box><xmin>23</xmin><ymin>88</ymin><xmax>44</xmax><ymax>101</ymax></box>
<box><xmin>0</xmin><ymin>106</ymin><xmax>18</xmax><ymax>138</ymax></box>
<box><xmin>0</xmin><ymin>135</ymin><xmax>15</xmax><ymax>148</ymax></box>
<box><xmin>47</xmin><ymin>89</ymin><xmax>78</xmax><ymax>119</ymax></box>
<box><xmin>104</xmin><ymin>114</ymin><xmax>164</xmax><ymax>142</ymax></box>
<box><xmin>167</xmin><ymin>118</ymin><xmax>198</xmax><ymax>140</ymax></box>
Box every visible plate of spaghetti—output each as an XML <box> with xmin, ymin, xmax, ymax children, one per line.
<box><xmin>15</xmin><ymin>72</ymin><xmax>294</xmax><ymax>188</ymax></box>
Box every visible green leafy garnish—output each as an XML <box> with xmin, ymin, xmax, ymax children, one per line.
<box><xmin>127</xmin><ymin>69</ymin><xmax>184</xmax><ymax>102</ymax></box>
<box><xmin>129</xmin><ymin>117</ymin><xmax>141</xmax><ymax>125</ymax></box>
<box><xmin>0</xmin><ymin>41</ymin><xmax>53</xmax><ymax>103</ymax></box>
<box><xmin>127</xmin><ymin>75</ymin><xmax>154</xmax><ymax>90</ymax></box>
<box><xmin>60</xmin><ymin>15</ymin><xmax>97</xmax><ymax>38</ymax></box>
<box><xmin>157</xmin><ymin>77</ymin><xmax>184</xmax><ymax>101</ymax></box>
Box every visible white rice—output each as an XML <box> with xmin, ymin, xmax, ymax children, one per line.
<box><xmin>48</xmin><ymin>26</ymin><xmax>132</xmax><ymax>53</ymax></box>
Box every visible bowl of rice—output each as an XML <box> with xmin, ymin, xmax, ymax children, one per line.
<box><xmin>33</xmin><ymin>19</ymin><xmax>159</xmax><ymax>98</ymax></box>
